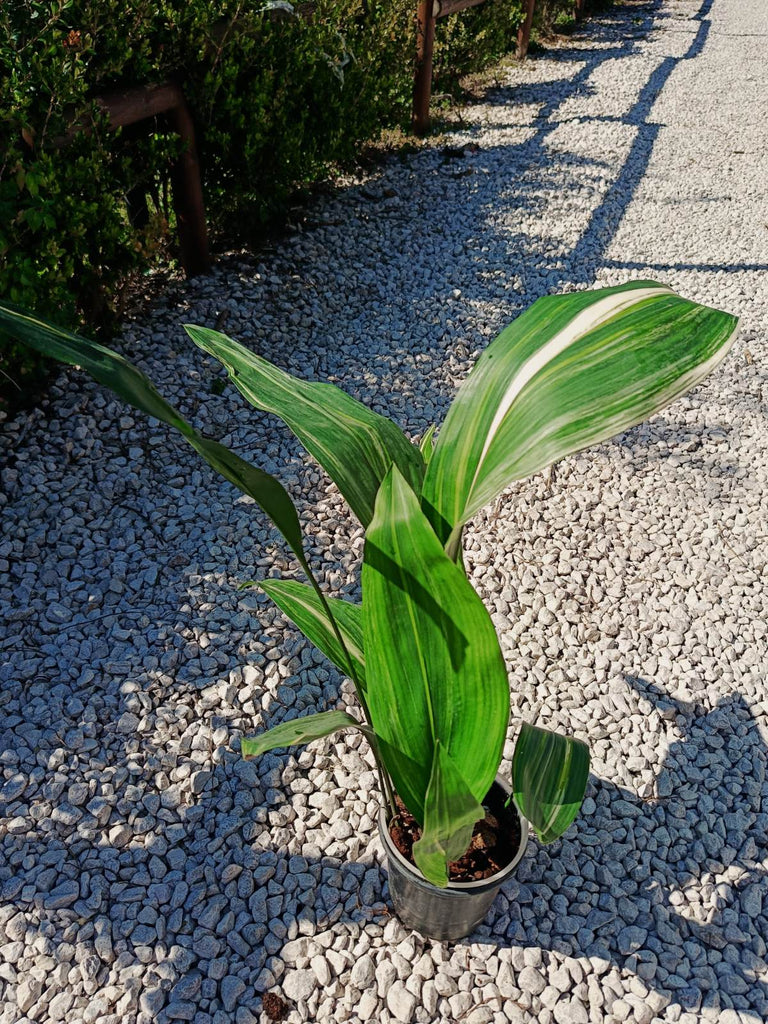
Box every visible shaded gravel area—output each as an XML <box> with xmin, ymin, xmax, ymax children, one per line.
<box><xmin>2</xmin><ymin>0</ymin><xmax>767</xmax><ymax>1022</ymax></box>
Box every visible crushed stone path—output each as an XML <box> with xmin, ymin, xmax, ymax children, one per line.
<box><xmin>1</xmin><ymin>1</ymin><xmax>767</xmax><ymax>1022</ymax></box>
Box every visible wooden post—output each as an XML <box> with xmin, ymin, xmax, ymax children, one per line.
<box><xmin>166</xmin><ymin>91</ymin><xmax>210</xmax><ymax>277</ymax></box>
<box><xmin>413</xmin><ymin>0</ymin><xmax>437</xmax><ymax>135</ymax></box>
<box><xmin>411</xmin><ymin>0</ymin><xmax>497</xmax><ymax>135</ymax></box>
<box><xmin>517</xmin><ymin>0</ymin><xmax>536</xmax><ymax>60</ymax></box>
<box><xmin>574</xmin><ymin>0</ymin><xmax>585</xmax><ymax>21</ymax></box>
<box><xmin>56</xmin><ymin>82</ymin><xmax>210</xmax><ymax>278</ymax></box>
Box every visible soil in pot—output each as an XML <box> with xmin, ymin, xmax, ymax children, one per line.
<box><xmin>388</xmin><ymin>786</ymin><xmax>522</xmax><ymax>883</ymax></box>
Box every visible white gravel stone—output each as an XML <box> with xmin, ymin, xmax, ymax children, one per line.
<box><xmin>466</xmin><ymin>1008</ymin><xmax>495</xmax><ymax>1024</ymax></box>
<box><xmin>422</xmin><ymin>979</ymin><xmax>438</xmax><ymax>1016</ymax></box>
<box><xmin>386</xmin><ymin>981</ymin><xmax>418</xmax><ymax>1023</ymax></box>
<box><xmin>310</xmin><ymin>954</ymin><xmax>332</xmax><ymax>986</ymax></box>
<box><xmin>350</xmin><ymin>954</ymin><xmax>376</xmax><ymax>989</ymax></box>
<box><xmin>357</xmin><ymin>989</ymin><xmax>381</xmax><ymax>1021</ymax></box>
<box><xmin>553</xmin><ymin>997</ymin><xmax>589</xmax><ymax>1024</ymax></box>
<box><xmin>433</xmin><ymin>971</ymin><xmax>459</xmax><ymax>997</ymax></box>
<box><xmin>375</xmin><ymin>959</ymin><xmax>398</xmax><ymax>997</ymax></box>
<box><xmin>15</xmin><ymin>978</ymin><xmax>41</xmax><ymax>1014</ymax></box>
<box><xmin>496</xmin><ymin>963</ymin><xmax>519</xmax><ymax>999</ymax></box>
<box><xmin>282</xmin><ymin>968</ymin><xmax>317</xmax><ymax>1002</ymax></box>
<box><xmin>518</xmin><ymin>966</ymin><xmax>547</xmax><ymax>996</ymax></box>
<box><xmin>48</xmin><ymin>991</ymin><xmax>75</xmax><ymax>1020</ymax></box>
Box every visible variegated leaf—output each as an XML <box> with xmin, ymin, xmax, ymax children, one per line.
<box><xmin>0</xmin><ymin>302</ymin><xmax>308</xmax><ymax>565</ymax></box>
<box><xmin>512</xmin><ymin>722</ymin><xmax>590</xmax><ymax>844</ymax></box>
<box><xmin>419</xmin><ymin>423</ymin><xmax>437</xmax><ymax>465</ymax></box>
<box><xmin>412</xmin><ymin>740</ymin><xmax>485</xmax><ymax>888</ymax></box>
<box><xmin>362</xmin><ymin>466</ymin><xmax>509</xmax><ymax>830</ymax></box>
<box><xmin>184</xmin><ymin>325</ymin><xmax>425</xmax><ymax>526</ymax></box>
<box><xmin>259</xmin><ymin>578</ymin><xmax>365</xmax><ymax>690</ymax></box>
<box><xmin>241</xmin><ymin>710</ymin><xmax>367</xmax><ymax>757</ymax></box>
<box><xmin>421</xmin><ymin>282</ymin><xmax>739</xmax><ymax>549</ymax></box>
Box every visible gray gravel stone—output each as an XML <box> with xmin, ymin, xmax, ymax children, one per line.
<box><xmin>44</xmin><ymin>880</ymin><xmax>80</xmax><ymax>909</ymax></box>
<box><xmin>221</xmin><ymin>976</ymin><xmax>246</xmax><ymax>1012</ymax></box>
<box><xmin>171</xmin><ymin>972</ymin><xmax>202</xmax><ymax>1002</ymax></box>
<box><xmin>166</xmin><ymin>1001</ymin><xmax>197</xmax><ymax>1020</ymax></box>
<box><xmin>617</xmin><ymin>927</ymin><xmax>648</xmax><ymax>956</ymax></box>
<box><xmin>139</xmin><ymin>989</ymin><xmax>166</xmax><ymax>1016</ymax></box>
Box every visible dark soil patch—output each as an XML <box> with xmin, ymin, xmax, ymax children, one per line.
<box><xmin>389</xmin><ymin>782</ymin><xmax>521</xmax><ymax>883</ymax></box>
<box><xmin>262</xmin><ymin>992</ymin><xmax>289</xmax><ymax>1021</ymax></box>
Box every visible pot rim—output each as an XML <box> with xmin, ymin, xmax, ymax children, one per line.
<box><xmin>379</xmin><ymin>774</ymin><xmax>529</xmax><ymax>892</ymax></box>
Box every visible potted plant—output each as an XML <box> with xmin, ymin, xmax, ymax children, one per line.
<box><xmin>0</xmin><ymin>281</ymin><xmax>737</xmax><ymax>940</ymax></box>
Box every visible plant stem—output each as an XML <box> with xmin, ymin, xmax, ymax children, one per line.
<box><xmin>302</xmin><ymin>556</ymin><xmax>398</xmax><ymax>821</ymax></box>
<box><xmin>445</xmin><ymin>523</ymin><xmax>464</xmax><ymax>565</ymax></box>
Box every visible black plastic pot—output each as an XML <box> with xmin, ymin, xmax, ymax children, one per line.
<box><xmin>379</xmin><ymin>776</ymin><xmax>528</xmax><ymax>941</ymax></box>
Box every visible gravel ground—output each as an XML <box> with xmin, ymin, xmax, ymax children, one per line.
<box><xmin>2</xmin><ymin>0</ymin><xmax>767</xmax><ymax>1022</ymax></box>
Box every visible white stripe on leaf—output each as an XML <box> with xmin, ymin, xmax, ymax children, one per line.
<box><xmin>471</xmin><ymin>285</ymin><xmax>673</xmax><ymax>488</ymax></box>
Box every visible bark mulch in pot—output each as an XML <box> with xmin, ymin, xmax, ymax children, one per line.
<box><xmin>389</xmin><ymin>787</ymin><xmax>521</xmax><ymax>882</ymax></box>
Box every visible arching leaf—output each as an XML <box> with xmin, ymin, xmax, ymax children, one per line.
<box><xmin>241</xmin><ymin>710</ymin><xmax>368</xmax><ymax>757</ymax></box>
<box><xmin>422</xmin><ymin>282</ymin><xmax>738</xmax><ymax>549</ymax></box>
<box><xmin>512</xmin><ymin>723</ymin><xmax>590</xmax><ymax>844</ymax></box>
<box><xmin>185</xmin><ymin>325</ymin><xmax>425</xmax><ymax>526</ymax></box>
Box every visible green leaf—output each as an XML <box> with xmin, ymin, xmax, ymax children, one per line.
<box><xmin>512</xmin><ymin>723</ymin><xmax>590</xmax><ymax>844</ymax></box>
<box><xmin>419</xmin><ymin>423</ymin><xmax>436</xmax><ymax>464</ymax></box>
<box><xmin>422</xmin><ymin>282</ymin><xmax>739</xmax><ymax>544</ymax></box>
<box><xmin>184</xmin><ymin>325</ymin><xmax>425</xmax><ymax>526</ymax></box>
<box><xmin>362</xmin><ymin>465</ymin><xmax>509</xmax><ymax>828</ymax></box>
<box><xmin>259</xmin><ymin>578</ymin><xmax>365</xmax><ymax>690</ymax></box>
<box><xmin>0</xmin><ymin>301</ymin><xmax>307</xmax><ymax>567</ymax></box>
<box><xmin>241</xmin><ymin>710</ymin><xmax>366</xmax><ymax>758</ymax></box>
<box><xmin>412</xmin><ymin>740</ymin><xmax>485</xmax><ymax>888</ymax></box>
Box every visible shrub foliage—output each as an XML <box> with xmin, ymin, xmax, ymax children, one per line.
<box><xmin>1</xmin><ymin>2</ymin><xmax>529</xmax><ymax>329</ymax></box>
<box><xmin>3</xmin><ymin>0</ymin><xmax>598</xmax><ymax>404</ymax></box>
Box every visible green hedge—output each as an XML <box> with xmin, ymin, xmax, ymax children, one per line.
<box><xmin>3</xmin><ymin>0</ymin><xmax>589</xmax><ymax>407</ymax></box>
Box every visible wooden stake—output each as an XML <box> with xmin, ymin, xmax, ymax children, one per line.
<box><xmin>517</xmin><ymin>0</ymin><xmax>536</xmax><ymax>61</ymax></box>
<box><xmin>413</xmin><ymin>0</ymin><xmax>438</xmax><ymax>135</ymax></box>
<box><xmin>56</xmin><ymin>82</ymin><xmax>210</xmax><ymax>277</ymax></box>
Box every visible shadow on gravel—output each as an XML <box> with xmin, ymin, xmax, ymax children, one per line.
<box><xmin>0</xmin><ymin>836</ymin><xmax>389</xmax><ymax>1020</ymax></box>
<box><xmin>490</xmin><ymin>678</ymin><xmax>768</xmax><ymax>1021</ymax></box>
<box><xmin>0</xmin><ymin>715</ymin><xmax>388</xmax><ymax>1019</ymax></box>
<box><xmin>275</xmin><ymin>0</ymin><xmax>719</xmax><ymax>418</ymax></box>
<box><xmin>614</xmin><ymin>413</ymin><xmax>742</xmax><ymax>483</ymax></box>
<box><xmin>4</xmin><ymin>664</ymin><xmax>766</xmax><ymax>1019</ymax></box>
<box><xmin>468</xmin><ymin>0</ymin><xmax>716</xmax><ymax>294</ymax></box>
<box><xmin>565</xmin><ymin>4</ymin><xmax>713</xmax><ymax>285</ymax></box>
